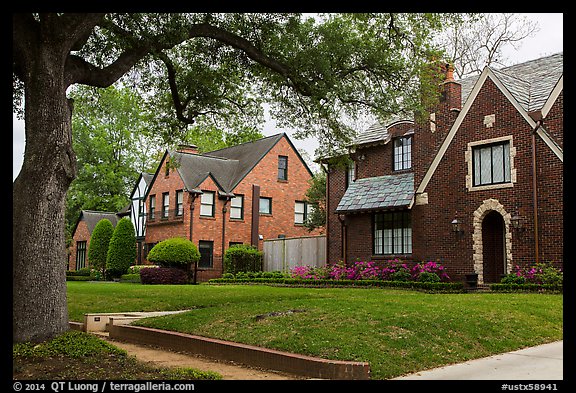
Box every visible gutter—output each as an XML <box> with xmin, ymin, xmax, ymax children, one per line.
<box><xmin>529</xmin><ymin>111</ymin><xmax>543</xmax><ymax>265</ymax></box>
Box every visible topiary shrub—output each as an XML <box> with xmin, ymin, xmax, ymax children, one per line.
<box><xmin>147</xmin><ymin>238</ymin><xmax>200</xmax><ymax>268</ymax></box>
<box><xmin>105</xmin><ymin>217</ymin><xmax>136</xmax><ymax>279</ymax></box>
<box><xmin>87</xmin><ymin>219</ymin><xmax>114</xmax><ymax>277</ymax></box>
<box><xmin>223</xmin><ymin>244</ymin><xmax>263</xmax><ymax>275</ymax></box>
<box><xmin>140</xmin><ymin>267</ymin><xmax>188</xmax><ymax>285</ymax></box>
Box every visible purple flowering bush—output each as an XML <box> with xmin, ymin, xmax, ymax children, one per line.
<box><xmin>290</xmin><ymin>260</ymin><xmax>451</xmax><ymax>282</ymax></box>
<box><xmin>504</xmin><ymin>262</ymin><xmax>563</xmax><ymax>285</ymax></box>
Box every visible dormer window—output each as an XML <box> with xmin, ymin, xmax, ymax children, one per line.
<box><xmin>393</xmin><ymin>136</ymin><xmax>412</xmax><ymax>171</ymax></box>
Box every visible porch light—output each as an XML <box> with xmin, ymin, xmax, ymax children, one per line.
<box><xmin>451</xmin><ymin>217</ymin><xmax>463</xmax><ymax>233</ymax></box>
<box><xmin>511</xmin><ymin>213</ymin><xmax>523</xmax><ymax>229</ymax></box>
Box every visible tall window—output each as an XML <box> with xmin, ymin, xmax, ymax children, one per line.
<box><xmin>394</xmin><ymin>136</ymin><xmax>412</xmax><ymax>170</ymax></box>
<box><xmin>259</xmin><ymin>197</ymin><xmax>272</xmax><ymax>214</ymax></box>
<box><xmin>278</xmin><ymin>155</ymin><xmax>288</xmax><ymax>181</ymax></box>
<box><xmin>230</xmin><ymin>195</ymin><xmax>244</xmax><ymax>219</ymax></box>
<box><xmin>149</xmin><ymin>195</ymin><xmax>156</xmax><ymax>219</ymax></box>
<box><xmin>75</xmin><ymin>241</ymin><xmax>87</xmax><ymax>270</ymax></box>
<box><xmin>373</xmin><ymin>211</ymin><xmax>412</xmax><ymax>255</ymax></box>
<box><xmin>162</xmin><ymin>192</ymin><xmax>170</xmax><ymax>218</ymax></box>
<box><xmin>473</xmin><ymin>141</ymin><xmax>511</xmax><ymax>186</ymax></box>
<box><xmin>198</xmin><ymin>241</ymin><xmax>214</xmax><ymax>268</ymax></box>
<box><xmin>175</xmin><ymin>190</ymin><xmax>184</xmax><ymax>216</ymax></box>
<box><xmin>200</xmin><ymin>191</ymin><xmax>215</xmax><ymax>217</ymax></box>
<box><xmin>346</xmin><ymin>161</ymin><xmax>356</xmax><ymax>188</ymax></box>
<box><xmin>294</xmin><ymin>201</ymin><xmax>310</xmax><ymax>224</ymax></box>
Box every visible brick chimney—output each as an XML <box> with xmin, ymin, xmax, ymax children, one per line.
<box><xmin>440</xmin><ymin>63</ymin><xmax>461</xmax><ymax>112</ymax></box>
<box><xmin>177</xmin><ymin>144</ymin><xmax>199</xmax><ymax>154</ymax></box>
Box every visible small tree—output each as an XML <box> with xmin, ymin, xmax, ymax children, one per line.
<box><xmin>106</xmin><ymin>218</ymin><xmax>136</xmax><ymax>279</ymax></box>
<box><xmin>87</xmin><ymin>219</ymin><xmax>114</xmax><ymax>278</ymax></box>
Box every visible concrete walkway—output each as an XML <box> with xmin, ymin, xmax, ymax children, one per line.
<box><xmin>393</xmin><ymin>341</ymin><xmax>563</xmax><ymax>380</ymax></box>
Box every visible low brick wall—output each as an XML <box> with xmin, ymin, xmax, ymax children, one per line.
<box><xmin>108</xmin><ymin>324</ymin><xmax>370</xmax><ymax>380</ymax></box>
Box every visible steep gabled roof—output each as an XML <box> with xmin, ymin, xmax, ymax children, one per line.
<box><xmin>417</xmin><ymin>52</ymin><xmax>563</xmax><ymax>194</ymax></box>
<box><xmin>459</xmin><ymin>52</ymin><xmax>563</xmax><ymax>112</ymax></box>
<box><xmin>146</xmin><ymin>133</ymin><xmax>312</xmax><ymax>198</ymax></box>
<box><xmin>72</xmin><ymin>210</ymin><xmax>120</xmax><ymax>238</ymax></box>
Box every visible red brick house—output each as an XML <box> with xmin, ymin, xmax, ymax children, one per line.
<box><xmin>68</xmin><ymin>210</ymin><xmax>121</xmax><ymax>271</ymax></box>
<box><xmin>325</xmin><ymin>52</ymin><xmax>563</xmax><ymax>284</ymax></box>
<box><xmin>144</xmin><ymin>133</ymin><xmax>319</xmax><ymax>281</ymax></box>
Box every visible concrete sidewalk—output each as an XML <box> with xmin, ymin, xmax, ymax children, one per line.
<box><xmin>393</xmin><ymin>341</ymin><xmax>563</xmax><ymax>380</ymax></box>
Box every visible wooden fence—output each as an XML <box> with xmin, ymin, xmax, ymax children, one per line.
<box><xmin>263</xmin><ymin>235</ymin><xmax>326</xmax><ymax>272</ymax></box>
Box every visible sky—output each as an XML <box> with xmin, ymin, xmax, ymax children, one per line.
<box><xmin>12</xmin><ymin>13</ymin><xmax>563</xmax><ymax>181</ymax></box>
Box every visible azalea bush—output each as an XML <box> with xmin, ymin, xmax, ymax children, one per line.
<box><xmin>290</xmin><ymin>259</ymin><xmax>451</xmax><ymax>282</ymax></box>
<box><xmin>502</xmin><ymin>262</ymin><xmax>563</xmax><ymax>285</ymax></box>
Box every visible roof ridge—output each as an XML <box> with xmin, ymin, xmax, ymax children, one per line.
<box><xmin>205</xmin><ymin>133</ymin><xmax>285</xmax><ymax>155</ymax></box>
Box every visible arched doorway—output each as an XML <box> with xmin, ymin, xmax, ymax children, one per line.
<box><xmin>482</xmin><ymin>211</ymin><xmax>506</xmax><ymax>283</ymax></box>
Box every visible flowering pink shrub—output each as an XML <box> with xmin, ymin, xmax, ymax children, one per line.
<box><xmin>510</xmin><ymin>262</ymin><xmax>562</xmax><ymax>285</ymax></box>
<box><xmin>289</xmin><ymin>260</ymin><xmax>452</xmax><ymax>282</ymax></box>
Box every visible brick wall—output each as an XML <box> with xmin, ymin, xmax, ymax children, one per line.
<box><xmin>326</xmin><ymin>71</ymin><xmax>563</xmax><ymax>282</ymax></box>
<box><xmin>68</xmin><ymin>220</ymin><xmax>90</xmax><ymax>271</ymax></box>
<box><xmin>144</xmin><ymin>135</ymin><xmax>320</xmax><ymax>281</ymax></box>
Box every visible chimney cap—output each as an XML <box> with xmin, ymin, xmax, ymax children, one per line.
<box><xmin>177</xmin><ymin>144</ymin><xmax>199</xmax><ymax>154</ymax></box>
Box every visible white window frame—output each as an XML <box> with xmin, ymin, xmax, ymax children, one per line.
<box><xmin>200</xmin><ymin>191</ymin><xmax>215</xmax><ymax>217</ymax></box>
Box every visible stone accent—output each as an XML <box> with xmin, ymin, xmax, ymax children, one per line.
<box><xmin>471</xmin><ymin>198</ymin><xmax>513</xmax><ymax>284</ymax></box>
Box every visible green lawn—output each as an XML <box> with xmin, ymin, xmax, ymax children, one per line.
<box><xmin>67</xmin><ymin>282</ymin><xmax>563</xmax><ymax>380</ymax></box>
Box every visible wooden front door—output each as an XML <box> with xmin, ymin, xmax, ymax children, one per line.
<box><xmin>482</xmin><ymin>211</ymin><xmax>505</xmax><ymax>283</ymax></box>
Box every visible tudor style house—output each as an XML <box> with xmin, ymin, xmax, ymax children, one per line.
<box><xmin>326</xmin><ymin>52</ymin><xmax>563</xmax><ymax>284</ymax></box>
<box><xmin>68</xmin><ymin>210</ymin><xmax>121</xmax><ymax>271</ymax></box>
<box><xmin>143</xmin><ymin>133</ymin><xmax>319</xmax><ymax>281</ymax></box>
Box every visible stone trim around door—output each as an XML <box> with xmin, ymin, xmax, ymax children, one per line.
<box><xmin>472</xmin><ymin>198</ymin><xmax>513</xmax><ymax>284</ymax></box>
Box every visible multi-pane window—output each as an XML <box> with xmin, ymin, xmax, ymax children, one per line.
<box><xmin>198</xmin><ymin>241</ymin><xmax>214</xmax><ymax>268</ymax></box>
<box><xmin>149</xmin><ymin>195</ymin><xmax>156</xmax><ymax>219</ymax></box>
<box><xmin>162</xmin><ymin>192</ymin><xmax>170</xmax><ymax>218</ymax></box>
<box><xmin>373</xmin><ymin>211</ymin><xmax>412</xmax><ymax>255</ymax></box>
<box><xmin>393</xmin><ymin>136</ymin><xmax>412</xmax><ymax>171</ymax></box>
<box><xmin>75</xmin><ymin>241</ymin><xmax>87</xmax><ymax>270</ymax></box>
<box><xmin>472</xmin><ymin>141</ymin><xmax>511</xmax><ymax>186</ymax></box>
<box><xmin>294</xmin><ymin>201</ymin><xmax>310</xmax><ymax>224</ymax></box>
<box><xmin>176</xmin><ymin>190</ymin><xmax>184</xmax><ymax>216</ymax></box>
<box><xmin>259</xmin><ymin>197</ymin><xmax>272</xmax><ymax>214</ymax></box>
<box><xmin>346</xmin><ymin>161</ymin><xmax>356</xmax><ymax>188</ymax></box>
<box><xmin>278</xmin><ymin>155</ymin><xmax>288</xmax><ymax>181</ymax></box>
<box><xmin>230</xmin><ymin>195</ymin><xmax>243</xmax><ymax>219</ymax></box>
<box><xmin>200</xmin><ymin>191</ymin><xmax>215</xmax><ymax>217</ymax></box>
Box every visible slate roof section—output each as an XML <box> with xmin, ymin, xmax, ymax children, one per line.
<box><xmin>160</xmin><ymin>133</ymin><xmax>311</xmax><ymax>197</ymax></box>
<box><xmin>459</xmin><ymin>52</ymin><xmax>563</xmax><ymax>112</ymax></box>
<box><xmin>78</xmin><ymin>210</ymin><xmax>120</xmax><ymax>234</ymax></box>
<box><xmin>335</xmin><ymin>172</ymin><xmax>414</xmax><ymax>213</ymax></box>
<box><xmin>350</xmin><ymin>121</ymin><xmax>390</xmax><ymax>147</ymax></box>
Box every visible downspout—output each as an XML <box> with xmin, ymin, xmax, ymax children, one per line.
<box><xmin>188</xmin><ymin>192</ymin><xmax>198</xmax><ymax>284</ymax></box>
<box><xmin>221</xmin><ymin>196</ymin><xmax>230</xmax><ymax>275</ymax></box>
<box><xmin>531</xmin><ymin>119</ymin><xmax>542</xmax><ymax>265</ymax></box>
<box><xmin>337</xmin><ymin>213</ymin><xmax>347</xmax><ymax>265</ymax></box>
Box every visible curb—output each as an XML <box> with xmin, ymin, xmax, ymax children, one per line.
<box><xmin>108</xmin><ymin>324</ymin><xmax>370</xmax><ymax>380</ymax></box>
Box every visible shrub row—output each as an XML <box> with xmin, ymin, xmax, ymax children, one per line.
<box><xmin>139</xmin><ymin>267</ymin><xmax>188</xmax><ymax>285</ymax></box>
<box><xmin>208</xmin><ymin>277</ymin><xmax>465</xmax><ymax>292</ymax></box>
<box><xmin>223</xmin><ymin>244</ymin><xmax>263</xmax><ymax>274</ymax></box>
<box><xmin>490</xmin><ymin>283</ymin><xmax>563</xmax><ymax>292</ymax></box>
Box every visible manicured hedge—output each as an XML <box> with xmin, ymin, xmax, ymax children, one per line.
<box><xmin>66</xmin><ymin>276</ymin><xmax>92</xmax><ymax>281</ymax></box>
<box><xmin>120</xmin><ymin>273</ymin><xmax>141</xmax><ymax>283</ymax></box>
<box><xmin>208</xmin><ymin>277</ymin><xmax>465</xmax><ymax>292</ymax></box>
<box><xmin>223</xmin><ymin>244</ymin><xmax>263</xmax><ymax>274</ymax></box>
<box><xmin>140</xmin><ymin>267</ymin><xmax>188</xmax><ymax>285</ymax></box>
<box><xmin>489</xmin><ymin>283</ymin><xmax>562</xmax><ymax>292</ymax></box>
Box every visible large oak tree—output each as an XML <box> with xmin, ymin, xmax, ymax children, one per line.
<box><xmin>13</xmin><ymin>13</ymin><xmax>447</xmax><ymax>343</ymax></box>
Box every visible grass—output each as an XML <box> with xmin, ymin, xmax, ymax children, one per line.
<box><xmin>66</xmin><ymin>281</ymin><xmax>563</xmax><ymax>380</ymax></box>
<box><xmin>13</xmin><ymin>330</ymin><xmax>221</xmax><ymax>380</ymax></box>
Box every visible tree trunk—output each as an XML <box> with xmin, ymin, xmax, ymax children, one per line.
<box><xmin>12</xmin><ymin>58</ymin><xmax>77</xmax><ymax>343</ymax></box>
